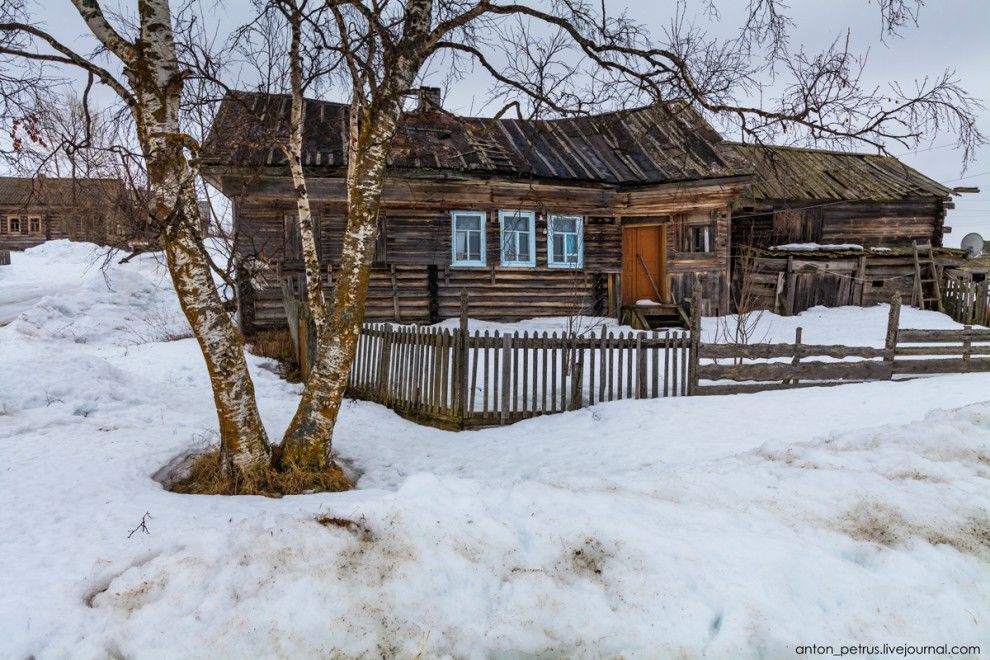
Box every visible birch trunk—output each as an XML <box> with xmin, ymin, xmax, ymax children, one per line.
<box><xmin>278</xmin><ymin>110</ymin><xmax>400</xmax><ymax>470</ymax></box>
<box><xmin>75</xmin><ymin>0</ymin><xmax>271</xmax><ymax>474</ymax></box>
<box><xmin>283</xmin><ymin>4</ymin><xmax>327</xmax><ymax>337</ymax></box>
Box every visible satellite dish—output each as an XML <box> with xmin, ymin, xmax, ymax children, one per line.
<box><xmin>961</xmin><ymin>232</ymin><xmax>985</xmax><ymax>257</ymax></box>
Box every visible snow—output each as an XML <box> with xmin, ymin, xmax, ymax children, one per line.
<box><xmin>772</xmin><ymin>242</ymin><xmax>864</xmax><ymax>251</ymax></box>
<box><xmin>2</xmin><ymin>241</ymin><xmax>989</xmax><ymax>658</ymax></box>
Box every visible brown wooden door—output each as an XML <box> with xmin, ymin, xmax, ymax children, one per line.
<box><xmin>622</xmin><ymin>225</ymin><xmax>668</xmax><ymax>305</ymax></box>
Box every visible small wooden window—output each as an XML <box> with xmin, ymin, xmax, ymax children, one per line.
<box><xmin>547</xmin><ymin>215</ymin><xmax>583</xmax><ymax>268</ymax></box>
<box><xmin>498</xmin><ymin>210</ymin><xmax>536</xmax><ymax>267</ymax></box>
<box><xmin>687</xmin><ymin>225</ymin><xmax>712</xmax><ymax>253</ymax></box>
<box><xmin>451</xmin><ymin>211</ymin><xmax>486</xmax><ymax>267</ymax></box>
<box><xmin>8</xmin><ymin>216</ymin><xmax>21</xmax><ymax>233</ymax></box>
<box><xmin>28</xmin><ymin>216</ymin><xmax>41</xmax><ymax>234</ymax></box>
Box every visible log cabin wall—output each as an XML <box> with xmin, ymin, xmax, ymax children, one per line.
<box><xmin>233</xmin><ymin>190</ymin><xmax>625</xmax><ymax>329</ymax></box>
<box><xmin>730</xmin><ymin>198</ymin><xmax>945</xmax><ymax>250</ymax></box>
<box><xmin>228</xmin><ymin>174</ymin><xmax>743</xmax><ymax>331</ymax></box>
<box><xmin>664</xmin><ymin>207</ymin><xmax>731</xmax><ymax>316</ymax></box>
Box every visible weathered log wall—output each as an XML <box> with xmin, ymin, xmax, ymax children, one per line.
<box><xmin>236</xmin><ymin>197</ymin><xmax>623</xmax><ymax>329</ymax></box>
<box><xmin>731</xmin><ymin>199</ymin><xmax>945</xmax><ymax>250</ymax></box>
<box><xmin>0</xmin><ymin>210</ymin><xmax>70</xmax><ymax>251</ymax></box>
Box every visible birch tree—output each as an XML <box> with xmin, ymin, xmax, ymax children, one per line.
<box><xmin>1</xmin><ymin>0</ymin><xmax>271</xmax><ymax>477</ymax></box>
<box><xmin>273</xmin><ymin>0</ymin><xmax>984</xmax><ymax>472</ymax></box>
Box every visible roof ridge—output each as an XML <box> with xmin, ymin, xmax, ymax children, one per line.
<box><xmin>725</xmin><ymin>140</ymin><xmax>890</xmax><ymax>160</ymax></box>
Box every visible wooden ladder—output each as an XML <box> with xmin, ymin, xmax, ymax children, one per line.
<box><xmin>912</xmin><ymin>240</ymin><xmax>944</xmax><ymax>312</ymax></box>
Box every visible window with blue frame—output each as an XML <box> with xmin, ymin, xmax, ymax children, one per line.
<box><xmin>451</xmin><ymin>211</ymin><xmax>486</xmax><ymax>266</ymax></box>
<box><xmin>547</xmin><ymin>215</ymin><xmax>583</xmax><ymax>268</ymax></box>
<box><xmin>498</xmin><ymin>210</ymin><xmax>536</xmax><ymax>267</ymax></box>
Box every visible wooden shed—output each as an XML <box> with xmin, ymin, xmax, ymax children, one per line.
<box><xmin>722</xmin><ymin>143</ymin><xmax>955</xmax><ymax>251</ymax></box>
<box><xmin>201</xmin><ymin>91</ymin><xmax>751</xmax><ymax>332</ymax></box>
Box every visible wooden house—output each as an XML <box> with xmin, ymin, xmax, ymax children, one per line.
<box><xmin>202</xmin><ymin>90</ymin><xmax>959</xmax><ymax>333</ymax></box>
<box><xmin>0</xmin><ymin>176</ymin><xmax>135</xmax><ymax>251</ymax></box>
<box><xmin>202</xmin><ymin>90</ymin><xmax>752</xmax><ymax>332</ymax></box>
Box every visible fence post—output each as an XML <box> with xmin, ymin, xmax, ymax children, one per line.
<box><xmin>785</xmin><ymin>326</ymin><xmax>802</xmax><ymax>386</ymax></box>
<box><xmin>784</xmin><ymin>255</ymin><xmax>796</xmax><ymax>316</ymax></box>
<box><xmin>569</xmin><ymin>349</ymin><xmax>584</xmax><ymax>411</ymax></box>
<box><xmin>688</xmin><ymin>283</ymin><xmax>702</xmax><ymax>395</ymax></box>
<box><xmin>963</xmin><ymin>324</ymin><xmax>972</xmax><ymax>372</ymax></box>
<box><xmin>378</xmin><ymin>323</ymin><xmax>393</xmax><ymax>401</ymax></box>
<box><xmin>500</xmin><ymin>333</ymin><xmax>512</xmax><ymax>424</ymax></box>
<box><xmin>458</xmin><ymin>291</ymin><xmax>469</xmax><ymax>421</ymax></box>
<box><xmin>883</xmin><ymin>295</ymin><xmax>901</xmax><ymax>377</ymax></box>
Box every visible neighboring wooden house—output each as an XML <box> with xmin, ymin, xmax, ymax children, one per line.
<box><xmin>0</xmin><ymin>176</ymin><xmax>134</xmax><ymax>251</ymax></box>
<box><xmin>201</xmin><ymin>90</ymin><xmax>960</xmax><ymax>333</ymax></box>
<box><xmin>202</xmin><ymin>90</ymin><xmax>750</xmax><ymax>331</ymax></box>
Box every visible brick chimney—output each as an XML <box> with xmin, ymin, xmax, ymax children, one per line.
<box><xmin>417</xmin><ymin>86</ymin><xmax>442</xmax><ymax>111</ymax></box>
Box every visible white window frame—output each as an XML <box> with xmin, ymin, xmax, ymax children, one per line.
<box><xmin>450</xmin><ymin>210</ymin><xmax>487</xmax><ymax>267</ymax></box>
<box><xmin>28</xmin><ymin>215</ymin><xmax>41</xmax><ymax>234</ymax></box>
<box><xmin>688</xmin><ymin>224</ymin><xmax>712</xmax><ymax>253</ymax></box>
<box><xmin>8</xmin><ymin>215</ymin><xmax>21</xmax><ymax>234</ymax></box>
<box><xmin>498</xmin><ymin>210</ymin><xmax>536</xmax><ymax>267</ymax></box>
<box><xmin>547</xmin><ymin>214</ymin><xmax>584</xmax><ymax>269</ymax></box>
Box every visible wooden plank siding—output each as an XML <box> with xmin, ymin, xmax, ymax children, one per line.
<box><xmin>229</xmin><ymin>178</ymin><xmax>740</xmax><ymax>331</ymax></box>
<box><xmin>731</xmin><ymin>199</ymin><xmax>946</xmax><ymax>250</ymax></box>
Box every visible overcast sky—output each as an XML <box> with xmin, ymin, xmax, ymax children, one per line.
<box><xmin>15</xmin><ymin>0</ymin><xmax>990</xmax><ymax>245</ymax></box>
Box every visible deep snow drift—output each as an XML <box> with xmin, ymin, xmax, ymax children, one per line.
<box><xmin>1</xmin><ymin>241</ymin><xmax>988</xmax><ymax>658</ymax></box>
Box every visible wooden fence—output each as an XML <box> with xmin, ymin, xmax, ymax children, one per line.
<box><xmin>693</xmin><ymin>297</ymin><xmax>990</xmax><ymax>394</ymax></box>
<box><xmin>0</xmin><ymin>249</ymin><xmax>10</xmax><ymax>266</ymax></box>
<box><xmin>348</xmin><ymin>323</ymin><xmax>693</xmax><ymax>428</ymax></box>
<box><xmin>287</xmin><ymin>290</ymin><xmax>990</xmax><ymax>429</ymax></box>
<box><xmin>942</xmin><ymin>275</ymin><xmax>990</xmax><ymax>326</ymax></box>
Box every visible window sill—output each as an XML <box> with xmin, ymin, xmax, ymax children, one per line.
<box><xmin>672</xmin><ymin>251</ymin><xmax>716</xmax><ymax>258</ymax></box>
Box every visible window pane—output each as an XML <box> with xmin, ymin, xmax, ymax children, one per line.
<box><xmin>517</xmin><ymin>237</ymin><xmax>530</xmax><ymax>260</ymax></box>
<box><xmin>455</xmin><ymin>232</ymin><xmax>468</xmax><ymax>260</ymax></box>
<box><xmin>457</xmin><ymin>216</ymin><xmax>481</xmax><ymax>231</ymax></box>
<box><xmin>552</xmin><ymin>234</ymin><xmax>565</xmax><ymax>261</ymax></box>
<box><xmin>469</xmin><ymin>233</ymin><xmax>481</xmax><ymax>259</ymax></box>
<box><xmin>553</xmin><ymin>217</ymin><xmax>577</xmax><ymax>233</ymax></box>
<box><xmin>504</xmin><ymin>238</ymin><xmax>517</xmax><ymax>261</ymax></box>
<box><xmin>505</xmin><ymin>217</ymin><xmax>527</xmax><ymax>232</ymax></box>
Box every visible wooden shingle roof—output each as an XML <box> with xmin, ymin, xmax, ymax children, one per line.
<box><xmin>723</xmin><ymin>142</ymin><xmax>952</xmax><ymax>202</ymax></box>
<box><xmin>202</xmin><ymin>91</ymin><xmax>747</xmax><ymax>185</ymax></box>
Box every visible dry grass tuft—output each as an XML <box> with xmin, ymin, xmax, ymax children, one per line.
<box><xmin>168</xmin><ymin>450</ymin><xmax>351</xmax><ymax>497</ymax></box>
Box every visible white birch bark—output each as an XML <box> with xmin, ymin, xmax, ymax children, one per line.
<box><xmin>282</xmin><ymin>2</ymin><xmax>328</xmax><ymax>337</ymax></box>
<box><xmin>74</xmin><ymin>0</ymin><xmax>271</xmax><ymax>474</ymax></box>
<box><xmin>279</xmin><ymin>0</ymin><xmax>434</xmax><ymax>468</ymax></box>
